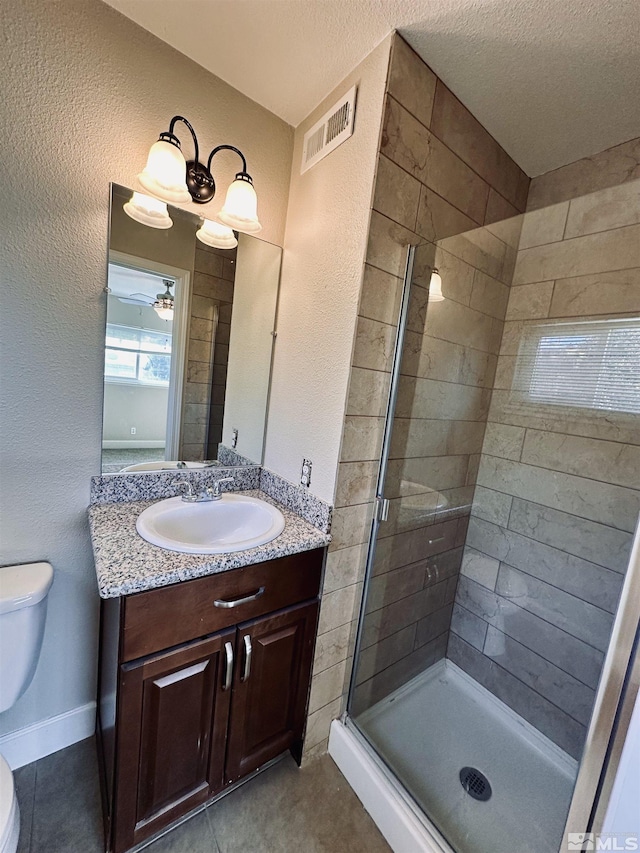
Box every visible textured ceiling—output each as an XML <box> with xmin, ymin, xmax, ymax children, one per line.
<box><xmin>103</xmin><ymin>0</ymin><xmax>640</xmax><ymax>176</ymax></box>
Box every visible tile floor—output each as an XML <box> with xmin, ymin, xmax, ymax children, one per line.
<box><xmin>14</xmin><ymin>738</ymin><xmax>391</xmax><ymax>853</ymax></box>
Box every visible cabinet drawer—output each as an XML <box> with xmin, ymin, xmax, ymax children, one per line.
<box><xmin>121</xmin><ymin>548</ymin><xmax>324</xmax><ymax>662</ymax></box>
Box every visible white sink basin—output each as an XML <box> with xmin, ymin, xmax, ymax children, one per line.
<box><xmin>136</xmin><ymin>494</ymin><xmax>285</xmax><ymax>554</ymax></box>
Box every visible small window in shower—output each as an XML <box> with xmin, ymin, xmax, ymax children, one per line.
<box><xmin>513</xmin><ymin>317</ymin><xmax>640</xmax><ymax>414</ymax></box>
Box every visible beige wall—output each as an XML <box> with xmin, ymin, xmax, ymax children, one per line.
<box><xmin>263</xmin><ymin>36</ymin><xmax>393</xmax><ymax>505</ymax></box>
<box><xmin>451</xmin><ymin>147</ymin><xmax>640</xmax><ymax>758</ymax></box>
<box><xmin>0</xmin><ymin>0</ymin><xmax>292</xmax><ymax>738</ymax></box>
<box><xmin>305</xmin><ymin>34</ymin><xmax>530</xmax><ymax>755</ymax></box>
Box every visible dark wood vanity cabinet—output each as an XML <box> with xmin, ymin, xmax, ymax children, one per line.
<box><xmin>97</xmin><ymin>548</ymin><xmax>324</xmax><ymax>853</ymax></box>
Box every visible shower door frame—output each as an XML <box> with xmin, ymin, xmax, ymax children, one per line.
<box><xmin>343</xmin><ymin>241</ymin><xmax>640</xmax><ymax>853</ymax></box>
<box><xmin>346</xmin><ymin>243</ymin><xmax>417</xmax><ymax>710</ymax></box>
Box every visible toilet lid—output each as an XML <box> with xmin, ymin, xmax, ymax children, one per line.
<box><xmin>0</xmin><ymin>753</ymin><xmax>15</xmax><ymax>846</ymax></box>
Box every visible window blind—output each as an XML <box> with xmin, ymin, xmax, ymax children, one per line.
<box><xmin>513</xmin><ymin>318</ymin><xmax>640</xmax><ymax>415</ymax></box>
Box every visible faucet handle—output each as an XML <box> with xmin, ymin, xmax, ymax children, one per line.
<box><xmin>212</xmin><ymin>476</ymin><xmax>235</xmax><ymax>498</ymax></box>
<box><xmin>172</xmin><ymin>479</ymin><xmax>198</xmax><ymax>501</ymax></box>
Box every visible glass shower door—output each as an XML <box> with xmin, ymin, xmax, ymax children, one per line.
<box><xmin>347</xmin><ymin>186</ymin><xmax>640</xmax><ymax>853</ymax></box>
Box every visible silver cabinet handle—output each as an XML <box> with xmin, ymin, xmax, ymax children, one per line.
<box><xmin>213</xmin><ymin>586</ymin><xmax>265</xmax><ymax>609</ymax></box>
<box><xmin>223</xmin><ymin>641</ymin><xmax>233</xmax><ymax>691</ymax></box>
<box><xmin>242</xmin><ymin>634</ymin><xmax>252</xmax><ymax>682</ymax></box>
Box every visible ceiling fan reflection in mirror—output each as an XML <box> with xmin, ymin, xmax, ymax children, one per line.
<box><xmin>117</xmin><ymin>279</ymin><xmax>175</xmax><ymax>320</ymax></box>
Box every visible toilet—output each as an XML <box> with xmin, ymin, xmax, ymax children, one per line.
<box><xmin>0</xmin><ymin>562</ymin><xmax>54</xmax><ymax>853</ymax></box>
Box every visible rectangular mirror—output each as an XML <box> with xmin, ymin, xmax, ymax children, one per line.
<box><xmin>101</xmin><ymin>184</ymin><xmax>281</xmax><ymax>473</ymax></box>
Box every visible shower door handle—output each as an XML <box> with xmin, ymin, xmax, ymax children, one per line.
<box><xmin>376</xmin><ymin>497</ymin><xmax>390</xmax><ymax>522</ymax></box>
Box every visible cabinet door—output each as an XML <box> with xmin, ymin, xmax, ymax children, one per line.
<box><xmin>225</xmin><ymin>600</ymin><xmax>319</xmax><ymax>783</ymax></box>
<box><xmin>113</xmin><ymin>629</ymin><xmax>234</xmax><ymax>853</ymax></box>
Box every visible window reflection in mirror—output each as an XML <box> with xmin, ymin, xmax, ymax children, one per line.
<box><xmin>102</xmin><ymin>184</ymin><xmax>281</xmax><ymax>474</ymax></box>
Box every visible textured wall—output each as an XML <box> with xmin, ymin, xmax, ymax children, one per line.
<box><xmin>263</xmin><ymin>36</ymin><xmax>392</xmax><ymax>506</ymax></box>
<box><xmin>0</xmin><ymin>0</ymin><xmax>292</xmax><ymax>738</ymax></box>
<box><xmin>450</xmin><ymin>153</ymin><xmax>640</xmax><ymax>759</ymax></box>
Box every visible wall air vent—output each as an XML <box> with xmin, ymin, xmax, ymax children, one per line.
<box><xmin>301</xmin><ymin>85</ymin><xmax>357</xmax><ymax>174</ymax></box>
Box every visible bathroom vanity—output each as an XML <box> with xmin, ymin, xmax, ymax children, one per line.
<box><xmin>89</xmin><ymin>479</ymin><xmax>330</xmax><ymax>853</ymax></box>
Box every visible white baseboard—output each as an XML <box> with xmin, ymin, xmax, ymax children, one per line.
<box><xmin>328</xmin><ymin>719</ymin><xmax>453</xmax><ymax>853</ymax></box>
<box><xmin>0</xmin><ymin>702</ymin><xmax>96</xmax><ymax>770</ymax></box>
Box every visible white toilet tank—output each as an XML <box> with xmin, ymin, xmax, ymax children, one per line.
<box><xmin>0</xmin><ymin>562</ymin><xmax>54</xmax><ymax>713</ymax></box>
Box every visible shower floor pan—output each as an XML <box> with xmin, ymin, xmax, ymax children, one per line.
<box><xmin>355</xmin><ymin>659</ymin><xmax>577</xmax><ymax>853</ymax></box>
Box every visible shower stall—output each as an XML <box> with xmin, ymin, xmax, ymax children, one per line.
<box><xmin>337</xmin><ymin>183</ymin><xmax>640</xmax><ymax>853</ymax></box>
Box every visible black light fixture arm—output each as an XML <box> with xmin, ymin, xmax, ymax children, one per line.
<box><xmin>160</xmin><ymin>115</ymin><xmax>201</xmax><ymax>166</ymax></box>
<box><xmin>207</xmin><ymin>144</ymin><xmax>250</xmax><ymax>181</ymax></box>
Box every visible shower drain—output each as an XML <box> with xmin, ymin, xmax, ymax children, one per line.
<box><xmin>459</xmin><ymin>767</ymin><xmax>492</xmax><ymax>801</ymax></box>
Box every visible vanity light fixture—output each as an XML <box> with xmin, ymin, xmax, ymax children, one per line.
<box><xmin>153</xmin><ymin>280</ymin><xmax>175</xmax><ymax>321</ymax></box>
<box><xmin>195</xmin><ymin>219</ymin><xmax>238</xmax><ymax>250</ymax></box>
<box><xmin>135</xmin><ymin>115</ymin><xmax>262</xmax><ymax>235</ymax></box>
<box><xmin>123</xmin><ymin>192</ymin><xmax>173</xmax><ymax>230</ymax></box>
<box><xmin>428</xmin><ymin>268</ymin><xmax>445</xmax><ymax>302</ymax></box>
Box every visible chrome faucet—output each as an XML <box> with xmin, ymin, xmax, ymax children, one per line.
<box><xmin>173</xmin><ymin>477</ymin><xmax>235</xmax><ymax>502</ymax></box>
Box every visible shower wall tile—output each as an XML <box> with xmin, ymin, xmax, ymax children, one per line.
<box><xmin>308</xmin><ymin>659</ymin><xmax>349</xmax><ymax>715</ymax></box>
<box><xmin>323</xmin><ymin>543</ymin><xmax>368</xmax><ymax>592</ymax></box>
<box><xmin>313</xmin><ymin>623</ymin><xmax>352</xmax><ymax>675</ymax></box>
<box><xmin>448</xmin><ymin>634</ymin><xmax>587</xmax><ymax>759</ymax></box>
<box><xmin>352</xmin><ymin>634</ymin><xmax>448</xmax><ymax>716</ymax></box>
<box><xmin>366</xmin><ymin>210</ymin><xmax>419</xmax><ymax>278</ymax></box>
<box><xmin>484</xmin><ymin>188</ymin><xmax>520</xmax><ymax>226</ymax></box>
<box><xmin>430</xmin><ymin>81</ymin><xmax>527</xmax><ymax>212</ymax></box>
<box><xmin>359</xmin><ymin>264</ymin><xmax>403</xmax><ymax>325</ymax></box>
<box><xmin>415</xmin><ymin>603</ymin><xmax>455</xmax><ymax>649</ymax></box>
<box><xmin>387</xmin><ymin>34</ymin><xmax>437</xmax><ymax>129</ymax></box>
<box><xmin>481</xmin><ymin>422</ymin><xmax>525</xmax><ymax>461</ymax></box>
<box><xmin>518</xmin><ymin>202</ymin><xmax>569</xmax><ymax>249</ymax></box>
<box><xmin>345</xmin><ymin>367</ymin><xmax>391</xmax><ymax>418</ymax></box>
<box><xmin>495</xmin><ymin>564</ymin><xmax>614</xmax><ymax>652</ymax></box>
<box><xmin>563</xmin><ymin>178</ymin><xmax>640</xmax><ymax>238</ymax></box>
<box><xmin>455</xmin><ymin>576</ymin><xmax>604</xmax><ymax>689</ymax></box>
<box><xmin>314</xmin><ymin>32</ymin><xmax>530</xmax><ymax>752</ymax></box>
<box><xmin>549</xmin><ymin>268</ymin><xmax>640</xmax><ymax>317</ymax></box>
<box><xmin>352</xmin><ymin>316</ymin><xmax>397</xmax><ymax>372</ymax></box>
<box><xmin>526</xmin><ymin>137</ymin><xmax>640</xmax><ymax>211</ymax></box>
<box><xmin>483</xmin><ymin>627</ymin><xmax>595</xmax><ymax>726</ymax></box>
<box><xmin>512</xmin><ymin>223</ymin><xmax>640</xmax><ymax>285</ymax></box>
<box><xmin>520</xmin><ymin>430</ymin><xmax>640</xmax><ymax>490</ymax></box>
<box><xmin>505</xmin><ymin>281</ymin><xmax>555</xmax><ymax>320</ymax></box>
<box><xmin>460</xmin><ymin>547</ymin><xmax>499</xmax><ymax>589</ymax></box>
<box><xmin>469</xmin><ymin>270</ymin><xmax>510</xmax><ymax>320</ymax></box>
<box><xmin>477</xmin><ymin>454</ymin><xmax>640</xmax><ymax>533</ymax></box>
<box><xmin>415</xmin><ymin>186</ymin><xmax>477</xmax><ymax>242</ymax></box>
<box><xmin>340</xmin><ymin>416</ymin><xmax>386</xmax><ymax>463</ymax></box>
<box><xmin>470</xmin><ymin>485</ymin><xmax>512</xmax><ymax>527</ymax></box>
<box><xmin>373</xmin><ymin>153</ymin><xmax>422</xmax><ymax>231</ymax></box>
<box><xmin>450</xmin><ymin>603</ymin><xmax>487</xmax><ymax>651</ymax></box>
<box><xmin>468</xmin><ymin>517</ymin><xmax>624</xmax><ymax>613</ymax></box>
<box><xmin>507</xmin><ymin>500</ymin><xmax>633</xmax><ymax>574</ymax></box>
<box><xmin>355</xmin><ymin>624</ymin><xmax>417</xmax><ymax>685</ymax></box>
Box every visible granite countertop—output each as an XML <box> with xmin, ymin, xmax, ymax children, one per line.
<box><xmin>89</xmin><ymin>489</ymin><xmax>331</xmax><ymax>599</ymax></box>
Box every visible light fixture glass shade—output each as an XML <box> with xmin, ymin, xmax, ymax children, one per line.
<box><xmin>123</xmin><ymin>192</ymin><xmax>173</xmax><ymax>229</ymax></box>
<box><xmin>154</xmin><ymin>302</ymin><xmax>174</xmax><ymax>320</ymax></box>
<box><xmin>217</xmin><ymin>176</ymin><xmax>262</xmax><ymax>234</ymax></box>
<box><xmin>137</xmin><ymin>139</ymin><xmax>191</xmax><ymax>204</ymax></box>
<box><xmin>196</xmin><ymin>218</ymin><xmax>238</xmax><ymax>250</ymax></box>
<box><xmin>428</xmin><ymin>269</ymin><xmax>445</xmax><ymax>302</ymax></box>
